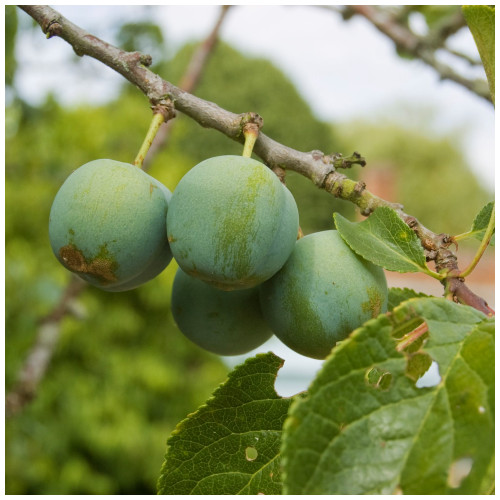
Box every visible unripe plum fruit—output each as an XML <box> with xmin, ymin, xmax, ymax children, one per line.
<box><xmin>49</xmin><ymin>159</ymin><xmax>173</xmax><ymax>291</ymax></box>
<box><xmin>171</xmin><ymin>268</ymin><xmax>273</xmax><ymax>356</ymax></box>
<box><xmin>166</xmin><ymin>155</ymin><xmax>299</xmax><ymax>290</ymax></box>
<box><xmin>259</xmin><ymin>230</ymin><xmax>388</xmax><ymax>359</ymax></box>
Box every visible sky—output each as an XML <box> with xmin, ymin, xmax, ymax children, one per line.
<box><xmin>13</xmin><ymin>5</ymin><xmax>495</xmax><ymax>394</ymax></box>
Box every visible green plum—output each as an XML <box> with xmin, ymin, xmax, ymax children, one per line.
<box><xmin>166</xmin><ymin>155</ymin><xmax>299</xmax><ymax>290</ymax></box>
<box><xmin>49</xmin><ymin>159</ymin><xmax>173</xmax><ymax>291</ymax></box>
<box><xmin>259</xmin><ymin>230</ymin><xmax>388</xmax><ymax>359</ymax></box>
<box><xmin>171</xmin><ymin>268</ymin><xmax>273</xmax><ymax>356</ymax></box>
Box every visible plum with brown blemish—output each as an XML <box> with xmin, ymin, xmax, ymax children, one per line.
<box><xmin>49</xmin><ymin>159</ymin><xmax>173</xmax><ymax>291</ymax></box>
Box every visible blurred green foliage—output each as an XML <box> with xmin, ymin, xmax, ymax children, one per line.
<box><xmin>416</xmin><ymin>4</ymin><xmax>463</xmax><ymax>29</ymax></box>
<box><xmin>6</xmin><ymin>9</ymin><xmax>491</xmax><ymax>494</ymax></box>
<box><xmin>116</xmin><ymin>21</ymin><xmax>166</xmax><ymax>65</ymax></box>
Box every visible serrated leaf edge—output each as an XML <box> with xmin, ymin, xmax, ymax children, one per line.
<box><xmin>167</xmin><ymin>352</ymin><xmax>285</xmax><ymax>440</ymax></box>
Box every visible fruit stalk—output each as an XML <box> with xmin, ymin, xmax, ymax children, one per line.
<box><xmin>134</xmin><ymin>113</ymin><xmax>165</xmax><ymax>169</ymax></box>
<box><xmin>242</xmin><ymin>123</ymin><xmax>259</xmax><ymax>158</ymax></box>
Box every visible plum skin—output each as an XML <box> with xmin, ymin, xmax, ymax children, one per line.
<box><xmin>166</xmin><ymin>155</ymin><xmax>299</xmax><ymax>291</ymax></box>
<box><xmin>171</xmin><ymin>268</ymin><xmax>273</xmax><ymax>356</ymax></box>
<box><xmin>259</xmin><ymin>230</ymin><xmax>388</xmax><ymax>360</ymax></box>
<box><xmin>49</xmin><ymin>159</ymin><xmax>173</xmax><ymax>291</ymax></box>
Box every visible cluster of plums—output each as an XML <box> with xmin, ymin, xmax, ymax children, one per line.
<box><xmin>49</xmin><ymin>156</ymin><xmax>388</xmax><ymax>360</ymax></box>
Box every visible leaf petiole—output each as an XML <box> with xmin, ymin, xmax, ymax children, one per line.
<box><xmin>422</xmin><ymin>264</ymin><xmax>445</xmax><ymax>281</ymax></box>
<box><xmin>459</xmin><ymin>204</ymin><xmax>495</xmax><ymax>279</ymax></box>
<box><xmin>453</xmin><ymin>231</ymin><xmax>471</xmax><ymax>242</ymax></box>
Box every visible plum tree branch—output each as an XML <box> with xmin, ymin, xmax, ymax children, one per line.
<box><xmin>19</xmin><ymin>5</ymin><xmax>493</xmax><ymax>319</ymax></box>
<box><xmin>16</xmin><ymin>6</ymin><xmax>381</xmax><ymax>193</ymax></box>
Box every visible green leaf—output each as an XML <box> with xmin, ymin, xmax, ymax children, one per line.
<box><xmin>282</xmin><ymin>298</ymin><xmax>494</xmax><ymax>495</ymax></box>
<box><xmin>388</xmin><ymin>287</ymin><xmax>432</xmax><ymax>311</ymax></box>
<box><xmin>420</xmin><ymin>5</ymin><xmax>462</xmax><ymax>29</ymax></box>
<box><xmin>471</xmin><ymin>201</ymin><xmax>495</xmax><ymax>246</ymax></box>
<box><xmin>463</xmin><ymin>5</ymin><xmax>495</xmax><ymax>104</ymax></box>
<box><xmin>334</xmin><ymin>207</ymin><xmax>428</xmax><ymax>273</ymax></box>
<box><xmin>157</xmin><ymin>352</ymin><xmax>295</xmax><ymax>495</ymax></box>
